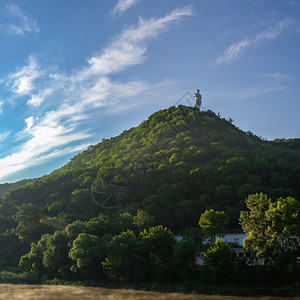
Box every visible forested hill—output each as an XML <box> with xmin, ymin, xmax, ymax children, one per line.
<box><xmin>0</xmin><ymin>105</ymin><xmax>299</xmax><ymax>233</ymax></box>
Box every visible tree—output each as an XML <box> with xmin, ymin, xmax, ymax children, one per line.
<box><xmin>239</xmin><ymin>193</ymin><xmax>272</xmax><ymax>263</ymax></box>
<box><xmin>133</xmin><ymin>209</ymin><xmax>153</xmax><ymax>231</ymax></box>
<box><xmin>68</xmin><ymin>189</ymin><xmax>96</xmax><ymax>219</ymax></box>
<box><xmin>172</xmin><ymin>240</ymin><xmax>195</xmax><ymax>281</ymax></box>
<box><xmin>42</xmin><ymin>231</ymin><xmax>71</xmax><ymax>279</ymax></box>
<box><xmin>19</xmin><ymin>234</ymin><xmax>50</xmax><ymax>277</ymax></box>
<box><xmin>116</xmin><ymin>212</ymin><xmax>134</xmax><ymax>231</ymax></box>
<box><xmin>64</xmin><ymin>220</ymin><xmax>87</xmax><ymax>240</ymax></box>
<box><xmin>266</xmin><ymin>197</ymin><xmax>300</xmax><ymax>252</ymax></box>
<box><xmin>199</xmin><ymin>209</ymin><xmax>229</xmax><ymax>243</ymax></box>
<box><xmin>266</xmin><ymin>197</ymin><xmax>300</xmax><ymax>273</ymax></box>
<box><xmin>0</xmin><ymin>232</ymin><xmax>23</xmax><ymax>266</ymax></box>
<box><xmin>13</xmin><ymin>203</ymin><xmax>51</xmax><ymax>245</ymax></box>
<box><xmin>240</xmin><ymin>193</ymin><xmax>300</xmax><ymax>271</ymax></box>
<box><xmin>202</xmin><ymin>238</ymin><xmax>236</xmax><ymax>284</ymax></box>
<box><xmin>139</xmin><ymin>225</ymin><xmax>175</xmax><ymax>281</ymax></box>
<box><xmin>69</xmin><ymin>233</ymin><xmax>105</xmax><ymax>278</ymax></box>
<box><xmin>102</xmin><ymin>230</ymin><xmax>139</xmax><ymax>282</ymax></box>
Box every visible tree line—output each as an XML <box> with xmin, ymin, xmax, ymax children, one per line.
<box><xmin>4</xmin><ymin>193</ymin><xmax>293</xmax><ymax>287</ymax></box>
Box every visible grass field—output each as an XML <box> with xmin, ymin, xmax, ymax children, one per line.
<box><xmin>0</xmin><ymin>284</ymin><xmax>299</xmax><ymax>300</ymax></box>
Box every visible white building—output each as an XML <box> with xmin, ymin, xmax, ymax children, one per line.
<box><xmin>216</xmin><ymin>232</ymin><xmax>246</xmax><ymax>247</ymax></box>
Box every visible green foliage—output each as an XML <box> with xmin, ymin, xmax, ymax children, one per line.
<box><xmin>239</xmin><ymin>193</ymin><xmax>271</xmax><ymax>261</ymax></box>
<box><xmin>102</xmin><ymin>225</ymin><xmax>194</xmax><ymax>283</ymax></box>
<box><xmin>102</xmin><ymin>230</ymin><xmax>139</xmax><ymax>282</ymax></box>
<box><xmin>19</xmin><ymin>233</ymin><xmax>50</xmax><ymax>276</ymax></box>
<box><xmin>13</xmin><ymin>203</ymin><xmax>52</xmax><ymax>246</ymax></box>
<box><xmin>0</xmin><ymin>232</ymin><xmax>23</xmax><ymax>266</ymax></box>
<box><xmin>42</xmin><ymin>231</ymin><xmax>71</xmax><ymax>278</ymax></box>
<box><xmin>202</xmin><ymin>239</ymin><xmax>236</xmax><ymax>284</ymax></box>
<box><xmin>199</xmin><ymin>209</ymin><xmax>229</xmax><ymax>243</ymax></box>
<box><xmin>133</xmin><ymin>209</ymin><xmax>153</xmax><ymax>230</ymax></box>
<box><xmin>1</xmin><ymin>105</ymin><xmax>299</xmax><ymax>234</ymax></box>
<box><xmin>172</xmin><ymin>240</ymin><xmax>195</xmax><ymax>281</ymax></box>
<box><xmin>240</xmin><ymin>193</ymin><xmax>300</xmax><ymax>272</ymax></box>
<box><xmin>0</xmin><ymin>179</ymin><xmax>35</xmax><ymax>197</ymax></box>
<box><xmin>139</xmin><ymin>225</ymin><xmax>176</xmax><ymax>282</ymax></box>
<box><xmin>69</xmin><ymin>233</ymin><xmax>104</xmax><ymax>278</ymax></box>
<box><xmin>0</xmin><ymin>271</ymin><xmax>38</xmax><ymax>284</ymax></box>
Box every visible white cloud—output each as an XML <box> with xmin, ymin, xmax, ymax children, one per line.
<box><xmin>0</xmin><ymin>116</ymin><xmax>90</xmax><ymax>181</ymax></box>
<box><xmin>0</xmin><ymin>7</ymin><xmax>192</xmax><ymax>181</ymax></box>
<box><xmin>0</xmin><ymin>101</ymin><xmax>3</xmax><ymax>114</ymax></box>
<box><xmin>7</xmin><ymin>56</ymin><xmax>41</xmax><ymax>96</ymax></box>
<box><xmin>24</xmin><ymin>116</ymin><xmax>35</xmax><ymax>131</ymax></box>
<box><xmin>5</xmin><ymin>4</ymin><xmax>39</xmax><ymax>36</ymax></box>
<box><xmin>255</xmin><ymin>18</ymin><xmax>293</xmax><ymax>42</ymax></box>
<box><xmin>113</xmin><ymin>0</ymin><xmax>141</xmax><ymax>15</ymax></box>
<box><xmin>217</xmin><ymin>18</ymin><xmax>294</xmax><ymax>63</ymax></box>
<box><xmin>0</xmin><ymin>142</ymin><xmax>89</xmax><ymax>181</ymax></box>
<box><xmin>217</xmin><ymin>39</ymin><xmax>250</xmax><ymax>64</ymax></box>
<box><xmin>80</xmin><ymin>7</ymin><xmax>193</xmax><ymax>79</ymax></box>
<box><xmin>27</xmin><ymin>88</ymin><xmax>53</xmax><ymax>107</ymax></box>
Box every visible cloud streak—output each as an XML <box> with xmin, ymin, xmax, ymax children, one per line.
<box><xmin>208</xmin><ymin>85</ymin><xmax>287</xmax><ymax>102</ymax></box>
<box><xmin>262</xmin><ymin>72</ymin><xmax>295</xmax><ymax>81</ymax></box>
<box><xmin>80</xmin><ymin>6</ymin><xmax>193</xmax><ymax>79</ymax></box>
<box><xmin>217</xmin><ymin>17</ymin><xmax>293</xmax><ymax>63</ymax></box>
<box><xmin>5</xmin><ymin>4</ymin><xmax>39</xmax><ymax>36</ymax></box>
<box><xmin>113</xmin><ymin>0</ymin><xmax>141</xmax><ymax>15</ymax></box>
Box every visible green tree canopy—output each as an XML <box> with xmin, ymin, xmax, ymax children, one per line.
<box><xmin>203</xmin><ymin>238</ymin><xmax>236</xmax><ymax>284</ymax></box>
<box><xmin>240</xmin><ymin>193</ymin><xmax>300</xmax><ymax>272</ymax></box>
<box><xmin>199</xmin><ymin>209</ymin><xmax>229</xmax><ymax>243</ymax></box>
<box><xmin>69</xmin><ymin>233</ymin><xmax>104</xmax><ymax>278</ymax></box>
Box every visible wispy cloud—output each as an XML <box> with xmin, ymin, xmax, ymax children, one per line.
<box><xmin>0</xmin><ymin>7</ymin><xmax>192</xmax><ymax>181</ymax></box>
<box><xmin>27</xmin><ymin>88</ymin><xmax>53</xmax><ymax>107</ymax></box>
<box><xmin>80</xmin><ymin>6</ymin><xmax>193</xmax><ymax>79</ymax></box>
<box><xmin>0</xmin><ymin>131</ymin><xmax>10</xmax><ymax>142</ymax></box>
<box><xmin>208</xmin><ymin>85</ymin><xmax>287</xmax><ymax>102</ymax></box>
<box><xmin>217</xmin><ymin>17</ymin><xmax>294</xmax><ymax>63</ymax></box>
<box><xmin>113</xmin><ymin>0</ymin><xmax>141</xmax><ymax>15</ymax></box>
<box><xmin>7</xmin><ymin>56</ymin><xmax>42</xmax><ymax>96</ymax></box>
<box><xmin>237</xmin><ymin>85</ymin><xmax>287</xmax><ymax>99</ymax></box>
<box><xmin>217</xmin><ymin>39</ymin><xmax>250</xmax><ymax>64</ymax></box>
<box><xmin>5</xmin><ymin>4</ymin><xmax>39</xmax><ymax>36</ymax></box>
<box><xmin>254</xmin><ymin>17</ymin><xmax>293</xmax><ymax>42</ymax></box>
<box><xmin>262</xmin><ymin>72</ymin><xmax>295</xmax><ymax>81</ymax></box>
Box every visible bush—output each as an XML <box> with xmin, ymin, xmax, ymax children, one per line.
<box><xmin>0</xmin><ymin>271</ymin><xmax>38</xmax><ymax>284</ymax></box>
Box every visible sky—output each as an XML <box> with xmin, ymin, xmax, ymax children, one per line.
<box><xmin>0</xmin><ymin>0</ymin><xmax>299</xmax><ymax>183</ymax></box>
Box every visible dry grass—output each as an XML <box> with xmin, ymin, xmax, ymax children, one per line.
<box><xmin>0</xmin><ymin>284</ymin><xmax>299</xmax><ymax>300</ymax></box>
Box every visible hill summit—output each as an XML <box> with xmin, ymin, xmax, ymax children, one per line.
<box><xmin>1</xmin><ymin>105</ymin><xmax>299</xmax><ymax>231</ymax></box>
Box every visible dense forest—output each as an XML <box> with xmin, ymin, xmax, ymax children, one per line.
<box><xmin>0</xmin><ymin>105</ymin><xmax>299</xmax><ymax>291</ymax></box>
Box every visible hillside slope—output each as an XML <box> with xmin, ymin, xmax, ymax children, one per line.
<box><xmin>1</xmin><ymin>106</ymin><xmax>299</xmax><ymax>232</ymax></box>
<box><xmin>0</xmin><ymin>179</ymin><xmax>36</xmax><ymax>197</ymax></box>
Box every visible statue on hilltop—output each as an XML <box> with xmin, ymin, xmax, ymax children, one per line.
<box><xmin>193</xmin><ymin>89</ymin><xmax>202</xmax><ymax>111</ymax></box>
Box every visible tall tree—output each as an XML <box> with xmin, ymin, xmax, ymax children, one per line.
<box><xmin>102</xmin><ymin>230</ymin><xmax>139</xmax><ymax>282</ymax></box>
<box><xmin>239</xmin><ymin>193</ymin><xmax>271</xmax><ymax>263</ymax></box>
<box><xmin>198</xmin><ymin>209</ymin><xmax>229</xmax><ymax>243</ymax></box>
<box><xmin>240</xmin><ymin>193</ymin><xmax>300</xmax><ymax>271</ymax></box>
<box><xmin>69</xmin><ymin>233</ymin><xmax>104</xmax><ymax>278</ymax></box>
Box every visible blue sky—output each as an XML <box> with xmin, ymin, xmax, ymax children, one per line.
<box><xmin>0</xmin><ymin>0</ymin><xmax>299</xmax><ymax>183</ymax></box>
